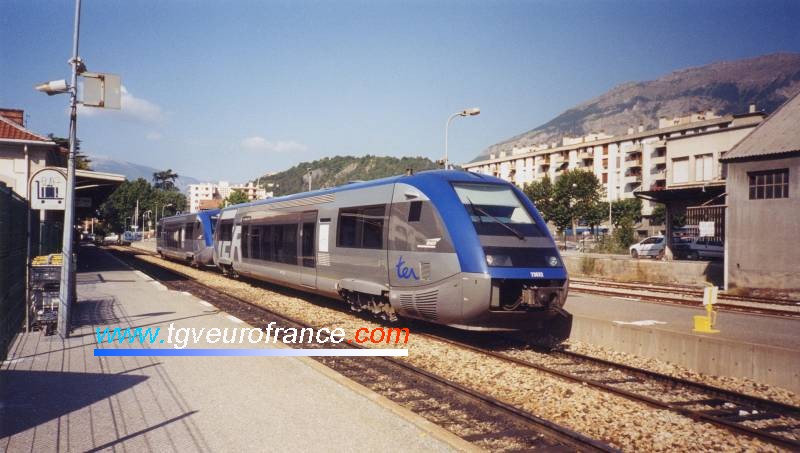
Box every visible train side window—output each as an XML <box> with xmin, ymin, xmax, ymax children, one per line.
<box><xmin>337</xmin><ymin>205</ymin><xmax>386</xmax><ymax>249</ymax></box>
<box><xmin>408</xmin><ymin>201</ymin><xmax>422</xmax><ymax>222</ymax></box>
<box><xmin>302</xmin><ymin>222</ymin><xmax>315</xmax><ymax>267</ymax></box>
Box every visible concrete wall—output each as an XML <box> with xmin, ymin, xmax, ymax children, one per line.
<box><xmin>0</xmin><ymin>144</ymin><xmax>51</xmax><ymax>198</ymax></box>
<box><xmin>666</xmin><ymin>126</ymin><xmax>756</xmax><ymax>187</ymax></box>
<box><xmin>571</xmin><ymin>315</ymin><xmax>800</xmax><ymax>393</ymax></box>
<box><xmin>564</xmin><ymin>253</ymin><xmax>723</xmax><ymax>286</ymax></box>
<box><xmin>725</xmin><ymin>155</ymin><xmax>800</xmax><ymax>293</ymax></box>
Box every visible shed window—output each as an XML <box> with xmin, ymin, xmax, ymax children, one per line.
<box><xmin>748</xmin><ymin>169</ymin><xmax>789</xmax><ymax>200</ymax></box>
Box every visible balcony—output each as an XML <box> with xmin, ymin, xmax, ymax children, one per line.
<box><xmin>579</xmin><ymin>150</ymin><xmax>594</xmax><ymax>161</ymax></box>
<box><xmin>625</xmin><ymin>174</ymin><xmax>642</xmax><ymax>184</ymax></box>
<box><xmin>625</xmin><ymin>158</ymin><xmax>642</xmax><ymax>168</ymax></box>
<box><xmin>651</xmin><ymin>169</ymin><xmax>666</xmax><ymax>180</ymax></box>
<box><xmin>651</xmin><ymin>154</ymin><xmax>666</xmax><ymax>165</ymax></box>
<box><xmin>625</xmin><ymin>143</ymin><xmax>643</xmax><ymax>154</ymax></box>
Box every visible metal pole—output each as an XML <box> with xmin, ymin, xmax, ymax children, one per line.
<box><xmin>444</xmin><ymin>112</ymin><xmax>459</xmax><ymax>170</ymax></box>
<box><xmin>57</xmin><ymin>0</ymin><xmax>81</xmax><ymax>338</ymax></box>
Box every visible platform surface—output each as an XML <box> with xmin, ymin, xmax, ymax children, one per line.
<box><xmin>0</xmin><ymin>245</ymin><xmax>457</xmax><ymax>452</ymax></box>
<box><xmin>565</xmin><ymin>291</ymin><xmax>800</xmax><ymax>350</ymax></box>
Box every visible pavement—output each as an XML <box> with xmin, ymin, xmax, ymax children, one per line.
<box><xmin>0</xmin><ymin>245</ymin><xmax>461</xmax><ymax>452</ymax></box>
<box><xmin>564</xmin><ymin>292</ymin><xmax>800</xmax><ymax>350</ymax></box>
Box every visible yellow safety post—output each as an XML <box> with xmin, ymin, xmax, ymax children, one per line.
<box><xmin>693</xmin><ymin>284</ymin><xmax>720</xmax><ymax>333</ymax></box>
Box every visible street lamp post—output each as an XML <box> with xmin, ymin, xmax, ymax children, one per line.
<box><xmin>48</xmin><ymin>0</ymin><xmax>84</xmax><ymax>338</ymax></box>
<box><xmin>444</xmin><ymin>107</ymin><xmax>480</xmax><ymax>170</ymax></box>
<box><xmin>142</xmin><ymin>210</ymin><xmax>152</xmax><ymax>237</ymax></box>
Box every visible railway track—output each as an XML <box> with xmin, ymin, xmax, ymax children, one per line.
<box><xmin>109</xmin><ymin>247</ymin><xmax>615</xmax><ymax>452</ymax></box>
<box><xmin>114</xmin><ymin>245</ymin><xmax>800</xmax><ymax>449</ymax></box>
<box><xmin>570</xmin><ymin>277</ymin><xmax>800</xmax><ymax>318</ymax></box>
<box><xmin>421</xmin><ymin>332</ymin><xmax>800</xmax><ymax>450</ymax></box>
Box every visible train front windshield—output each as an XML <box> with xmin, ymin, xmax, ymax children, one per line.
<box><xmin>452</xmin><ymin>183</ymin><xmax>544</xmax><ymax>237</ymax></box>
<box><xmin>453</xmin><ymin>183</ymin><xmax>560</xmax><ymax>268</ymax></box>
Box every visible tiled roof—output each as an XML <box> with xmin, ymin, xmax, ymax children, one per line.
<box><xmin>0</xmin><ymin>113</ymin><xmax>54</xmax><ymax>143</ymax></box>
<box><xmin>721</xmin><ymin>91</ymin><xmax>800</xmax><ymax>161</ymax></box>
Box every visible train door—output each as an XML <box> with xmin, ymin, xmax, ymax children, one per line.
<box><xmin>300</xmin><ymin>211</ymin><xmax>317</xmax><ymax>288</ymax></box>
<box><xmin>216</xmin><ymin>216</ymin><xmax>235</xmax><ymax>264</ymax></box>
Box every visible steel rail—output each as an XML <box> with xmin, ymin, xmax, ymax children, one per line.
<box><xmin>110</xmin><ymin>246</ymin><xmax>616</xmax><ymax>452</ymax></box>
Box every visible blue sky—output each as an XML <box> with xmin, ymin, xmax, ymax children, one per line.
<box><xmin>2</xmin><ymin>0</ymin><xmax>799</xmax><ymax>182</ymax></box>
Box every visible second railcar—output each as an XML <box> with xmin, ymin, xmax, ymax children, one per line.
<box><xmin>157</xmin><ymin>209</ymin><xmax>219</xmax><ymax>266</ymax></box>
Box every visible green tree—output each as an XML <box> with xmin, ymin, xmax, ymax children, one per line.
<box><xmin>523</xmin><ymin>175</ymin><xmax>555</xmax><ymax>223</ymax></box>
<box><xmin>610</xmin><ymin>198</ymin><xmax>642</xmax><ymax>227</ymax></box>
<box><xmin>224</xmin><ymin>189</ymin><xmax>249</xmax><ymax>207</ymax></box>
<box><xmin>614</xmin><ymin>219</ymin><xmax>636</xmax><ymax>248</ymax></box>
<box><xmin>553</xmin><ymin>170</ymin><xmax>604</xmax><ymax>242</ymax></box>
<box><xmin>47</xmin><ymin>134</ymin><xmax>92</xmax><ymax>170</ymax></box>
<box><xmin>99</xmin><ymin>178</ymin><xmax>153</xmax><ymax>232</ymax></box>
<box><xmin>99</xmin><ymin>178</ymin><xmax>186</xmax><ymax>232</ymax></box>
<box><xmin>153</xmin><ymin>169</ymin><xmax>179</xmax><ymax>191</ymax></box>
<box><xmin>649</xmin><ymin>203</ymin><xmax>666</xmax><ymax>226</ymax></box>
<box><xmin>584</xmin><ymin>201</ymin><xmax>609</xmax><ymax>234</ymax></box>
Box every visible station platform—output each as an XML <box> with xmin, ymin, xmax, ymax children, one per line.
<box><xmin>565</xmin><ymin>293</ymin><xmax>800</xmax><ymax>392</ymax></box>
<box><xmin>0</xmin><ymin>245</ymin><xmax>462</xmax><ymax>451</ymax></box>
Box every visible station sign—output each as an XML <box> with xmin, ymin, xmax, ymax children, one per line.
<box><xmin>29</xmin><ymin>168</ymin><xmax>67</xmax><ymax>211</ymax></box>
<box><xmin>699</xmin><ymin>221</ymin><xmax>715</xmax><ymax>237</ymax></box>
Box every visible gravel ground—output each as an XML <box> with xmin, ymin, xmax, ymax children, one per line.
<box><xmin>564</xmin><ymin>340</ymin><xmax>800</xmax><ymax>407</ymax></box>
<box><xmin>121</xmin><ymin>249</ymin><xmax>785</xmax><ymax>452</ymax></box>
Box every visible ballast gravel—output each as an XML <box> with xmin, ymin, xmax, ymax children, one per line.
<box><xmin>124</xmin><ymin>249</ymin><xmax>786</xmax><ymax>452</ymax></box>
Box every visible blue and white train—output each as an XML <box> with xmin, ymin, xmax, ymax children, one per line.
<box><xmin>156</xmin><ymin>209</ymin><xmax>220</xmax><ymax>266</ymax></box>
<box><xmin>157</xmin><ymin>171</ymin><xmax>571</xmax><ymax>342</ymax></box>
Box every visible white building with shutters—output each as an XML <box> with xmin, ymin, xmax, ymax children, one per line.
<box><xmin>463</xmin><ymin>107</ymin><xmax>765</xmax><ymax>228</ymax></box>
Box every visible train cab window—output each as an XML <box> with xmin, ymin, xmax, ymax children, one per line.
<box><xmin>219</xmin><ymin>220</ymin><xmax>233</xmax><ymax>241</ymax></box>
<box><xmin>337</xmin><ymin>205</ymin><xmax>386</xmax><ymax>249</ymax></box>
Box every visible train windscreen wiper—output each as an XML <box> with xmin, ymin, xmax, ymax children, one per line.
<box><xmin>468</xmin><ymin>200</ymin><xmax>525</xmax><ymax>240</ymax></box>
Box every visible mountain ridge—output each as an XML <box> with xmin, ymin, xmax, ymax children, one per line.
<box><xmin>89</xmin><ymin>155</ymin><xmax>200</xmax><ymax>191</ymax></box>
<box><xmin>253</xmin><ymin>155</ymin><xmax>439</xmax><ymax>196</ymax></box>
<box><xmin>479</xmin><ymin>53</ymin><xmax>800</xmax><ymax>160</ymax></box>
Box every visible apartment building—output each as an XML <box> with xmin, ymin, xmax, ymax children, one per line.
<box><xmin>187</xmin><ymin>181</ymin><xmax>272</xmax><ymax>212</ymax></box>
<box><xmin>464</xmin><ymin>108</ymin><xmax>765</xmax><ymax>223</ymax></box>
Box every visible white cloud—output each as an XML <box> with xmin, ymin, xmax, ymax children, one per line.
<box><xmin>78</xmin><ymin>85</ymin><xmax>165</xmax><ymax>124</ymax></box>
<box><xmin>241</xmin><ymin>136</ymin><xmax>307</xmax><ymax>153</ymax></box>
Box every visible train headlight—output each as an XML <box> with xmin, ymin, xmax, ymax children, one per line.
<box><xmin>485</xmin><ymin>254</ymin><xmax>512</xmax><ymax>267</ymax></box>
<box><xmin>547</xmin><ymin>256</ymin><xmax>560</xmax><ymax>267</ymax></box>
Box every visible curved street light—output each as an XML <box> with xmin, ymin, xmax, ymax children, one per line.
<box><xmin>444</xmin><ymin>107</ymin><xmax>480</xmax><ymax>170</ymax></box>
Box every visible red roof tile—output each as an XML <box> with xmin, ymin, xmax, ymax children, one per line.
<box><xmin>0</xmin><ymin>114</ymin><xmax>53</xmax><ymax>142</ymax></box>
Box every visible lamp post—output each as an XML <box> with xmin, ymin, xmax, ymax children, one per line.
<box><xmin>306</xmin><ymin>168</ymin><xmax>312</xmax><ymax>191</ymax></box>
<box><xmin>44</xmin><ymin>0</ymin><xmax>83</xmax><ymax>338</ymax></box>
<box><xmin>142</xmin><ymin>210</ymin><xmax>151</xmax><ymax>237</ymax></box>
<box><xmin>444</xmin><ymin>107</ymin><xmax>480</xmax><ymax>170</ymax></box>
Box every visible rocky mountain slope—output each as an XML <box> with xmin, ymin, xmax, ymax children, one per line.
<box><xmin>480</xmin><ymin>53</ymin><xmax>800</xmax><ymax>159</ymax></box>
<box><xmin>253</xmin><ymin>155</ymin><xmax>438</xmax><ymax>196</ymax></box>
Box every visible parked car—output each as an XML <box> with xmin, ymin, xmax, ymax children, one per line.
<box><xmin>674</xmin><ymin>236</ymin><xmax>724</xmax><ymax>260</ymax></box>
<box><xmin>102</xmin><ymin>233</ymin><xmax>120</xmax><ymax>245</ymax></box>
<box><xmin>629</xmin><ymin>235</ymin><xmax>665</xmax><ymax>259</ymax></box>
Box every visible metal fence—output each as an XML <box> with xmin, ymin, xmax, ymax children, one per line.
<box><xmin>0</xmin><ymin>183</ymin><xmax>28</xmax><ymax>360</ymax></box>
<box><xmin>686</xmin><ymin>204</ymin><xmax>726</xmax><ymax>240</ymax></box>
